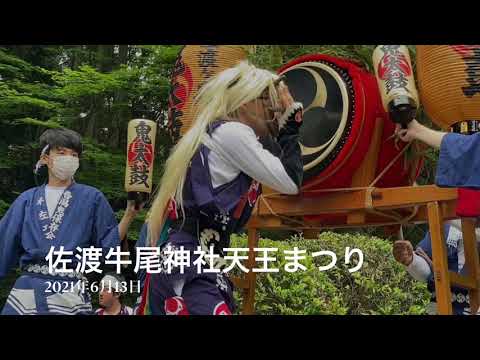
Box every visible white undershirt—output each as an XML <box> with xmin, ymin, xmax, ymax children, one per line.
<box><xmin>204</xmin><ymin>122</ymin><xmax>298</xmax><ymax>194</ymax></box>
<box><xmin>447</xmin><ymin>219</ymin><xmax>480</xmax><ymax>271</ymax></box>
<box><xmin>45</xmin><ymin>185</ymin><xmax>67</xmax><ymax>217</ymax></box>
<box><xmin>406</xmin><ymin>254</ymin><xmax>432</xmax><ymax>282</ymax></box>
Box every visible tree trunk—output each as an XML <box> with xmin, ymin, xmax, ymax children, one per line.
<box><xmin>85</xmin><ymin>99</ymin><xmax>97</xmax><ymax>139</ymax></box>
<box><xmin>84</xmin><ymin>46</ymin><xmax>116</xmax><ymax>141</ymax></box>
<box><xmin>109</xmin><ymin>45</ymin><xmax>130</xmax><ymax>149</ymax></box>
<box><xmin>272</xmin><ymin>45</ymin><xmax>284</xmax><ymax>68</ymax></box>
<box><xmin>98</xmin><ymin>45</ymin><xmax>115</xmax><ymax>72</ymax></box>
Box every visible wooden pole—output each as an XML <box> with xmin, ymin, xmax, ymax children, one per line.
<box><xmin>461</xmin><ymin>218</ymin><xmax>480</xmax><ymax>314</ymax></box>
<box><xmin>427</xmin><ymin>201</ymin><xmax>452</xmax><ymax>314</ymax></box>
<box><xmin>347</xmin><ymin>117</ymin><xmax>384</xmax><ymax>225</ymax></box>
<box><xmin>242</xmin><ymin>228</ymin><xmax>259</xmax><ymax>315</ymax></box>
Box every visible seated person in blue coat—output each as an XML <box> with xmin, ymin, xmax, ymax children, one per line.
<box><xmin>393</xmin><ymin>220</ymin><xmax>480</xmax><ymax>315</ymax></box>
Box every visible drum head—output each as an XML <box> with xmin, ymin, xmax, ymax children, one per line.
<box><xmin>280</xmin><ymin>60</ymin><xmax>355</xmax><ymax>181</ymax></box>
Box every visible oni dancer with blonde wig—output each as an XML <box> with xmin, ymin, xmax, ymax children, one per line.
<box><xmin>136</xmin><ymin>61</ymin><xmax>304</xmax><ymax>315</ymax></box>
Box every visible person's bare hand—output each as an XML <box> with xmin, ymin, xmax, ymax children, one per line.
<box><xmin>277</xmin><ymin>81</ymin><xmax>294</xmax><ymax>110</ymax></box>
<box><xmin>395</xmin><ymin>119</ymin><xmax>420</xmax><ymax>143</ymax></box>
<box><xmin>125</xmin><ymin>199</ymin><xmax>145</xmax><ymax>219</ymax></box>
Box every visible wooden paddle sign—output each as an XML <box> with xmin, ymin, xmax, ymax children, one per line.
<box><xmin>125</xmin><ymin>118</ymin><xmax>157</xmax><ymax>207</ymax></box>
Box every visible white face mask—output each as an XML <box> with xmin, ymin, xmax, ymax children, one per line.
<box><xmin>50</xmin><ymin>155</ymin><xmax>79</xmax><ymax>181</ymax></box>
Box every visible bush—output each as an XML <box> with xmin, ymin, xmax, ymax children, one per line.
<box><xmin>0</xmin><ymin>231</ymin><xmax>431</xmax><ymax>315</ymax></box>
<box><xmin>230</xmin><ymin>231</ymin><xmax>430</xmax><ymax>315</ymax></box>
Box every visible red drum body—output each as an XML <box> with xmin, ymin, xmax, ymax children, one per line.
<box><xmin>278</xmin><ymin>54</ymin><xmax>422</xmax><ymax>224</ymax></box>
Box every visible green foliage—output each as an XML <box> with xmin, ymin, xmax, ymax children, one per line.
<box><xmin>12</xmin><ymin>117</ymin><xmax>63</xmax><ymax>128</ymax></box>
<box><xmin>74</xmin><ymin>135</ymin><xmax>167</xmax><ymax>205</ymax></box>
<box><xmin>0</xmin><ymin>48</ymin><xmax>47</xmax><ymax>79</ymax></box>
<box><xmin>231</xmin><ymin>232</ymin><xmax>430</xmax><ymax>315</ymax></box>
<box><xmin>0</xmin><ymin>199</ymin><xmax>10</xmax><ymax>218</ymax></box>
<box><xmin>249</xmin><ymin>45</ymin><xmax>377</xmax><ymax>71</ymax></box>
<box><xmin>0</xmin><ymin>146</ymin><xmax>15</xmax><ymax>169</ymax></box>
<box><xmin>116</xmin><ymin>208</ymin><xmax>148</xmax><ymax>242</ymax></box>
<box><xmin>0</xmin><ymin>49</ymin><xmax>62</xmax><ymax>128</ymax></box>
<box><xmin>75</xmin><ymin>139</ymin><xmax>127</xmax><ymax>201</ymax></box>
<box><xmin>231</xmin><ymin>235</ymin><xmax>349</xmax><ymax>315</ymax></box>
<box><xmin>52</xmin><ymin>65</ymin><xmax>126</xmax><ymax>98</ymax></box>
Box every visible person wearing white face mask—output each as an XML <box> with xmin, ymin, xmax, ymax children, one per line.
<box><xmin>0</xmin><ymin>128</ymin><xmax>143</xmax><ymax>315</ymax></box>
<box><xmin>393</xmin><ymin>219</ymin><xmax>480</xmax><ymax>315</ymax></box>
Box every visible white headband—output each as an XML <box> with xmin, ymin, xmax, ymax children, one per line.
<box><xmin>34</xmin><ymin>145</ymin><xmax>50</xmax><ymax>174</ymax></box>
<box><xmin>40</xmin><ymin>144</ymin><xmax>50</xmax><ymax>156</ymax></box>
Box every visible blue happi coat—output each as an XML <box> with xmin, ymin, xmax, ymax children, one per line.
<box><xmin>0</xmin><ymin>183</ymin><xmax>120</xmax><ymax>315</ymax></box>
<box><xmin>436</xmin><ymin>132</ymin><xmax>480</xmax><ymax>189</ymax></box>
